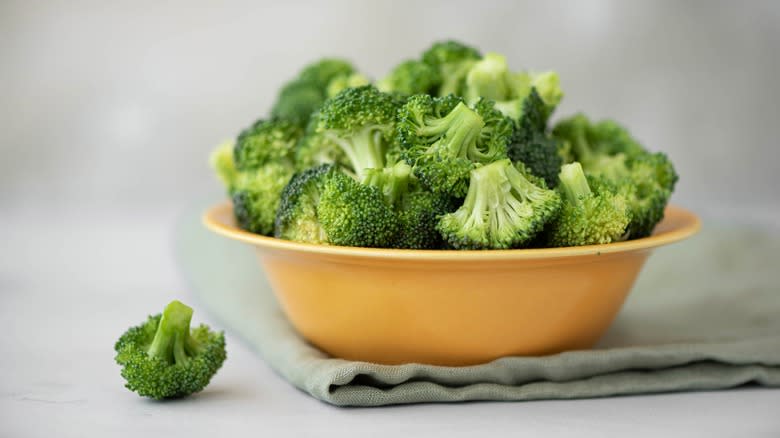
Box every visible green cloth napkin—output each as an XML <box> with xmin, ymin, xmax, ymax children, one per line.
<box><xmin>175</xmin><ymin>201</ymin><xmax>780</xmax><ymax>406</ymax></box>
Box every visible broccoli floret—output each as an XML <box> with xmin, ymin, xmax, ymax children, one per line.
<box><xmin>271</xmin><ymin>58</ymin><xmax>358</xmax><ymax>126</ymax></box>
<box><xmin>209</xmin><ymin>140</ymin><xmax>238</xmax><ymax>193</ymax></box>
<box><xmin>463</xmin><ymin>52</ymin><xmax>562</xmax><ymax>122</ymax></box>
<box><xmin>234</xmin><ymin>119</ymin><xmax>303</xmax><ymax>171</ymax></box>
<box><xmin>294</xmin><ymin>111</ymin><xmax>351</xmax><ymax>171</ymax></box>
<box><xmin>552</xmin><ymin>115</ymin><xmax>678</xmax><ymax>238</ymax></box>
<box><xmin>377</xmin><ymin>60</ymin><xmax>442</xmax><ymax>96</ymax></box>
<box><xmin>114</xmin><ymin>300</ymin><xmax>226</xmax><ymax>400</ymax></box>
<box><xmin>274</xmin><ymin>164</ymin><xmax>336</xmax><ymax>244</ymax></box>
<box><xmin>421</xmin><ymin>40</ymin><xmax>482</xmax><ymax>97</ymax></box>
<box><xmin>362</xmin><ymin>162</ymin><xmax>455</xmax><ymax>249</ymax></box>
<box><xmin>313</xmin><ymin>85</ymin><xmax>399</xmax><ymax>179</ymax></box>
<box><xmin>397</xmin><ymin>94</ymin><xmax>512</xmax><ymax>198</ymax></box>
<box><xmin>326</xmin><ymin>73</ymin><xmax>371</xmax><ymax>98</ymax></box>
<box><xmin>317</xmin><ymin>170</ymin><xmax>399</xmax><ymax>248</ymax></box>
<box><xmin>507</xmin><ymin>88</ymin><xmax>563</xmax><ymax>188</ymax></box>
<box><xmin>438</xmin><ymin>159</ymin><xmax>561</xmax><ymax>249</ymax></box>
<box><xmin>232</xmin><ymin>163</ymin><xmax>295</xmax><ymax>236</ymax></box>
<box><xmin>546</xmin><ymin>162</ymin><xmax>631</xmax><ymax>247</ymax></box>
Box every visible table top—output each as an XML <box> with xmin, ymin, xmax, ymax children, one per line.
<box><xmin>2</xmin><ymin>205</ymin><xmax>778</xmax><ymax>437</ymax></box>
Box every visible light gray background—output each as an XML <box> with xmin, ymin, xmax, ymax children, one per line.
<box><xmin>2</xmin><ymin>1</ymin><xmax>779</xmax><ymax>436</ymax></box>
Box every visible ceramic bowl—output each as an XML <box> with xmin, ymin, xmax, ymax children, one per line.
<box><xmin>204</xmin><ymin>203</ymin><xmax>700</xmax><ymax>366</ymax></box>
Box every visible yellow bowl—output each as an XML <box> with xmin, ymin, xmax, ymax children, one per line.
<box><xmin>203</xmin><ymin>203</ymin><xmax>700</xmax><ymax>366</ymax></box>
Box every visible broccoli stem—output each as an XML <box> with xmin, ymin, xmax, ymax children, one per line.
<box><xmin>363</xmin><ymin>162</ymin><xmax>412</xmax><ymax>207</ymax></box>
<box><xmin>558</xmin><ymin>162</ymin><xmax>592</xmax><ymax>205</ymax></box>
<box><xmin>147</xmin><ymin>300</ymin><xmax>199</xmax><ymax>365</ymax></box>
<box><xmin>328</xmin><ymin>127</ymin><xmax>386</xmax><ymax>179</ymax></box>
<box><xmin>422</xmin><ymin>102</ymin><xmax>484</xmax><ymax>159</ymax></box>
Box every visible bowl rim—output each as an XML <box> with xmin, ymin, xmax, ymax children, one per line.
<box><xmin>203</xmin><ymin>202</ymin><xmax>700</xmax><ymax>261</ymax></box>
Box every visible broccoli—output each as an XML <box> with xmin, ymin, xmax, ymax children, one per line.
<box><xmin>546</xmin><ymin>162</ymin><xmax>631</xmax><ymax>247</ymax></box>
<box><xmin>377</xmin><ymin>59</ymin><xmax>442</xmax><ymax>96</ymax></box>
<box><xmin>463</xmin><ymin>52</ymin><xmax>563</xmax><ymax>122</ymax></box>
<box><xmin>363</xmin><ymin>161</ymin><xmax>455</xmax><ymax>249</ymax></box>
<box><xmin>270</xmin><ymin>58</ymin><xmax>358</xmax><ymax>126</ymax></box>
<box><xmin>312</xmin><ymin>85</ymin><xmax>399</xmax><ymax>179</ymax></box>
<box><xmin>552</xmin><ymin>114</ymin><xmax>678</xmax><ymax>238</ymax></box>
<box><xmin>114</xmin><ymin>300</ymin><xmax>226</xmax><ymax>400</ymax></box>
<box><xmin>396</xmin><ymin>94</ymin><xmax>512</xmax><ymax>198</ymax></box>
<box><xmin>438</xmin><ymin>159</ymin><xmax>561</xmax><ymax>249</ymax></box>
<box><xmin>421</xmin><ymin>40</ymin><xmax>482</xmax><ymax>97</ymax></box>
<box><xmin>209</xmin><ymin>140</ymin><xmax>238</xmax><ymax>192</ymax></box>
<box><xmin>232</xmin><ymin>163</ymin><xmax>295</xmax><ymax>235</ymax></box>
<box><xmin>274</xmin><ymin>164</ymin><xmax>336</xmax><ymax>244</ymax></box>
<box><xmin>507</xmin><ymin>88</ymin><xmax>564</xmax><ymax>188</ymax></box>
<box><xmin>294</xmin><ymin>111</ymin><xmax>351</xmax><ymax>171</ymax></box>
<box><xmin>234</xmin><ymin>119</ymin><xmax>303</xmax><ymax>171</ymax></box>
<box><xmin>326</xmin><ymin>73</ymin><xmax>371</xmax><ymax>98</ymax></box>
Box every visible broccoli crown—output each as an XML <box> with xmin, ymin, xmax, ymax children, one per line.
<box><xmin>377</xmin><ymin>59</ymin><xmax>442</xmax><ymax>96</ymax></box>
<box><xmin>326</xmin><ymin>73</ymin><xmax>371</xmax><ymax>98</ymax></box>
<box><xmin>317</xmin><ymin>170</ymin><xmax>399</xmax><ymax>248</ymax></box>
<box><xmin>234</xmin><ymin>119</ymin><xmax>303</xmax><ymax>171</ymax></box>
<box><xmin>552</xmin><ymin>115</ymin><xmax>678</xmax><ymax>238</ymax></box>
<box><xmin>298</xmin><ymin>58</ymin><xmax>356</xmax><ymax>89</ymax></box>
<box><xmin>465</xmin><ymin>52</ymin><xmax>512</xmax><ymax>103</ymax></box>
<box><xmin>397</xmin><ymin>94</ymin><xmax>512</xmax><ymax>198</ymax></box>
<box><xmin>209</xmin><ymin>139</ymin><xmax>238</xmax><ymax>193</ymax></box>
<box><xmin>421</xmin><ymin>40</ymin><xmax>482</xmax><ymax>97</ymax></box>
<box><xmin>314</xmin><ymin>85</ymin><xmax>399</xmax><ymax>179</ymax></box>
<box><xmin>114</xmin><ymin>300</ymin><xmax>226</xmax><ymax>400</ymax></box>
<box><xmin>546</xmin><ymin>162</ymin><xmax>632</xmax><ymax>247</ymax></box>
<box><xmin>274</xmin><ymin>164</ymin><xmax>336</xmax><ymax>244</ymax></box>
<box><xmin>232</xmin><ymin>163</ymin><xmax>295</xmax><ymax>236</ymax></box>
<box><xmin>507</xmin><ymin>88</ymin><xmax>563</xmax><ymax>188</ymax></box>
<box><xmin>271</xmin><ymin>58</ymin><xmax>358</xmax><ymax>126</ymax></box>
<box><xmin>438</xmin><ymin>159</ymin><xmax>561</xmax><ymax>249</ymax></box>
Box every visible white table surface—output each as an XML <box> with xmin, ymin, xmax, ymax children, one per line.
<box><xmin>2</xmin><ymin>205</ymin><xmax>779</xmax><ymax>438</ymax></box>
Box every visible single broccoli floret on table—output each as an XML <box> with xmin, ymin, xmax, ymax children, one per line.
<box><xmin>421</xmin><ymin>40</ymin><xmax>482</xmax><ymax>97</ymax></box>
<box><xmin>114</xmin><ymin>300</ymin><xmax>226</xmax><ymax>400</ymax></box>
<box><xmin>312</xmin><ymin>85</ymin><xmax>399</xmax><ymax>179</ymax></box>
<box><xmin>553</xmin><ymin>114</ymin><xmax>678</xmax><ymax>238</ymax></box>
<box><xmin>231</xmin><ymin>163</ymin><xmax>295</xmax><ymax>236</ymax></box>
<box><xmin>396</xmin><ymin>94</ymin><xmax>512</xmax><ymax>198</ymax></box>
<box><xmin>507</xmin><ymin>88</ymin><xmax>564</xmax><ymax>188</ymax></box>
<box><xmin>234</xmin><ymin>119</ymin><xmax>303</xmax><ymax>170</ymax></box>
<box><xmin>546</xmin><ymin>162</ymin><xmax>631</xmax><ymax>247</ymax></box>
<box><xmin>438</xmin><ymin>159</ymin><xmax>561</xmax><ymax>249</ymax></box>
<box><xmin>363</xmin><ymin>162</ymin><xmax>456</xmax><ymax>249</ymax></box>
<box><xmin>317</xmin><ymin>170</ymin><xmax>400</xmax><ymax>248</ymax></box>
<box><xmin>209</xmin><ymin>139</ymin><xmax>238</xmax><ymax>193</ymax></box>
<box><xmin>270</xmin><ymin>58</ymin><xmax>358</xmax><ymax>126</ymax></box>
<box><xmin>377</xmin><ymin>59</ymin><xmax>442</xmax><ymax>96</ymax></box>
<box><xmin>274</xmin><ymin>164</ymin><xmax>336</xmax><ymax>244</ymax></box>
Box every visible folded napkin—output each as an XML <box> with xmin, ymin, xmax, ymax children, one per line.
<box><xmin>175</xmin><ymin>200</ymin><xmax>780</xmax><ymax>406</ymax></box>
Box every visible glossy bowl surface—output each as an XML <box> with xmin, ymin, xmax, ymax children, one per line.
<box><xmin>204</xmin><ymin>203</ymin><xmax>700</xmax><ymax>365</ymax></box>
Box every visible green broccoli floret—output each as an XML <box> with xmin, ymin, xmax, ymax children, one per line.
<box><xmin>363</xmin><ymin>162</ymin><xmax>455</xmax><ymax>249</ymax></box>
<box><xmin>274</xmin><ymin>164</ymin><xmax>336</xmax><ymax>244</ymax></box>
<box><xmin>234</xmin><ymin>119</ymin><xmax>303</xmax><ymax>170</ymax></box>
<box><xmin>397</xmin><ymin>94</ymin><xmax>512</xmax><ymax>198</ymax></box>
<box><xmin>326</xmin><ymin>73</ymin><xmax>371</xmax><ymax>98</ymax></box>
<box><xmin>546</xmin><ymin>162</ymin><xmax>631</xmax><ymax>247</ymax></box>
<box><xmin>377</xmin><ymin>60</ymin><xmax>442</xmax><ymax>96</ymax></box>
<box><xmin>507</xmin><ymin>88</ymin><xmax>563</xmax><ymax>188</ymax></box>
<box><xmin>209</xmin><ymin>140</ymin><xmax>238</xmax><ymax>192</ymax></box>
<box><xmin>312</xmin><ymin>85</ymin><xmax>399</xmax><ymax>179</ymax></box>
<box><xmin>317</xmin><ymin>170</ymin><xmax>399</xmax><ymax>248</ymax></box>
<box><xmin>552</xmin><ymin>114</ymin><xmax>678</xmax><ymax>238</ymax></box>
<box><xmin>438</xmin><ymin>159</ymin><xmax>561</xmax><ymax>249</ymax></box>
<box><xmin>232</xmin><ymin>163</ymin><xmax>295</xmax><ymax>235</ymax></box>
<box><xmin>294</xmin><ymin>111</ymin><xmax>351</xmax><ymax>171</ymax></box>
<box><xmin>271</xmin><ymin>58</ymin><xmax>358</xmax><ymax>126</ymax></box>
<box><xmin>421</xmin><ymin>40</ymin><xmax>482</xmax><ymax>97</ymax></box>
<box><xmin>463</xmin><ymin>52</ymin><xmax>563</xmax><ymax>122</ymax></box>
<box><xmin>114</xmin><ymin>300</ymin><xmax>226</xmax><ymax>400</ymax></box>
